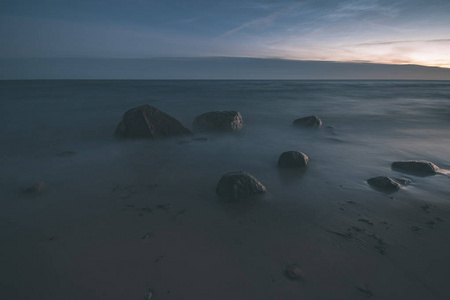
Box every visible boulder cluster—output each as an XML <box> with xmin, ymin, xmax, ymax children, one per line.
<box><xmin>367</xmin><ymin>160</ymin><xmax>441</xmax><ymax>193</ymax></box>
<box><xmin>114</xmin><ymin>104</ymin><xmax>444</xmax><ymax>200</ymax></box>
<box><xmin>114</xmin><ymin>104</ymin><xmax>320</xmax><ymax>202</ymax></box>
<box><xmin>115</xmin><ymin>105</ymin><xmax>243</xmax><ymax>139</ymax></box>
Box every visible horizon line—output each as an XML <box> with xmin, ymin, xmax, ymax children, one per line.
<box><xmin>1</xmin><ymin>56</ymin><xmax>449</xmax><ymax>70</ymax></box>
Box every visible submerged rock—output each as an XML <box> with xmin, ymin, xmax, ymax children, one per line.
<box><xmin>293</xmin><ymin>115</ymin><xmax>322</xmax><ymax>128</ymax></box>
<box><xmin>391</xmin><ymin>160</ymin><xmax>439</xmax><ymax>176</ymax></box>
<box><xmin>115</xmin><ymin>105</ymin><xmax>192</xmax><ymax>139</ymax></box>
<box><xmin>367</xmin><ymin>176</ymin><xmax>401</xmax><ymax>192</ymax></box>
<box><xmin>216</xmin><ymin>171</ymin><xmax>266</xmax><ymax>202</ymax></box>
<box><xmin>25</xmin><ymin>182</ymin><xmax>45</xmax><ymax>194</ymax></box>
<box><xmin>278</xmin><ymin>151</ymin><xmax>309</xmax><ymax>168</ymax></box>
<box><xmin>284</xmin><ymin>264</ymin><xmax>302</xmax><ymax>280</ymax></box>
<box><xmin>193</xmin><ymin>111</ymin><xmax>243</xmax><ymax>132</ymax></box>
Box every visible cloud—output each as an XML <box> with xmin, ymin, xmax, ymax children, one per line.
<box><xmin>327</xmin><ymin>0</ymin><xmax>399</xmax><ymax>20</ymax></box>
<box><xmin>349</xmin><ymin>38</ymin><xmax>450</xmax><ymax>46</ymax></box>
<box><xmin>220</xmin><ymin>3</ymin><xmax>300</xmax><ymax>37</ymax></box>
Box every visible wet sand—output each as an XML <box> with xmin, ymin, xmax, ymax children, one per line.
<box><xmin>1</xmin><ymin>136</ymin><xmax>450</xmax><ymax>300</ymax></box>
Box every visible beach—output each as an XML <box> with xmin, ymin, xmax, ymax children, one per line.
<box><xmin>1</xmin><ymin>80</ymin><xmax>450</xmax><ymax>299</ymax></box>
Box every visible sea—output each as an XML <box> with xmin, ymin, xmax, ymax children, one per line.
<box><xmin>1</xmin><ymin>80</ymin><xmax>449</xmax><ymax>198</ymax></box>
<box><xmin>1</xmin><ymin>80</ymin><xmax>450</xmax><ymax>299</ymax></box>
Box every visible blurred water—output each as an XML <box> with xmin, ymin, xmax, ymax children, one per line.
<box><xmin>1</xmin><ymin>80</ymin><xmax>450</xmax><ymax>300</ymax></box>
<box><xmin>1</xmin><ymin>80</ymin><xmax>449</xmax><ymax>203</ymax></box>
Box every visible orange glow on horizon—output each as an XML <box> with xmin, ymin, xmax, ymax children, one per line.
<box><xmin>270</xmin><ymin>39</ymin><xmax>450</xmax><ymax>69</ymax></box>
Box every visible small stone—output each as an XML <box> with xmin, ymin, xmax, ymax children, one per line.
<box><xmin>25</xmin><ymin>182</ymin><xmax>45</xmax><ymax>194</ymax></box>
<box><xmin>216</xmin><ymin>171</ymin><xmax>266</xmax><ymax>202</ymax></box>
<box><xmin>367</xmin><ymin>176</ymin><xmax>401</xmax><ymax>192</ymax></box>
<box><xmin>284</xmin><ymin>264</ymin><xmax>302</xmax><ymax>280</ymax></box>
<box><xmin>293</xmin><ymin>115</ymin><xmax>322</xmax><ymax>128</ymax></box>
<box><xmin>278</xmin><ymin>151</ymin><xmax>309</xmax><ymax>168</ymax></box>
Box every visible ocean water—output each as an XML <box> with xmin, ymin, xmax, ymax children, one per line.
<box><xmin>1</xmin><ymin>80</ymin><xmax>449</xmax><ymax>199</ymax></box>
<box><xmin>1</xmin><ymin>80</ymin><xmax>450</xmax><ymax>299</ymax></box>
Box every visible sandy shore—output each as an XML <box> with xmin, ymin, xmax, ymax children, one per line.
<box><xmin>1</xmin><ymin>138</ymin><xmax>450</xmax><ymax>300</ymax></box>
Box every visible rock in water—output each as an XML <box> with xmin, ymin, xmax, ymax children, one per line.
<box><xmin>115</xmin><ymin>105</ymin><xmax>192</xmax><ymax>139</ymax></box>
<box><xmin>367</xmin><ymin>176</ymin><xmax>401</xmax><ymax>192</ymax></box>
<box><xmin>216</xmin><ymin>172</ymin><xmax>266</xmax><ymax>202</ymax></box>
<box><xmin>25</xmin><ymin>182</ymin><xmax>45</xmax><ymax>194</ymax></box>
<box><xmin>193</xmin><ymin>111</ymin><xmax>243</xmax><ymax>132</ymax></box>
<box><xmin>278</xmin><ymin>151</ymin><xmax>309</xmax><ymax>168</ymax></box>
<box><xmin>391</xmin><ymin>160</ymin><xmax>439</xmax><ymax>176</ymax></box>
<box><xmin>284</xmin><ymin>264</ymin><xmax>302</xmax><ymax>280</ymax></box>
<box><xmin>293</xmin><ymin>115</ymin><xmax>322</xmax><ymax>128</ymax></box>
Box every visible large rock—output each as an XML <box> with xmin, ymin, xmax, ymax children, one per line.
<box><xmin>391</xmin><ymin>160</ymin><xmax>439</xmax><ymax>176</ymax></box>
<box><xmin>293</xmin><ymin>115</ymin><xmax>322</xmax><ymax>128</ymax></box>
<box><xmin>216</xmin><ymin>171</ymin><xmax>266</xmax><ymax>202</ymax></box>
<box><xmin>278</xmin><ymin>151</ymin><xmax>309</xmax><ymax>168</ymax></box>
<box><xmin>367</xmin><ymin>176</ymin><xmax>401</xmax><ymax>192</ymax></box>
<box><xmin>193</xmin><ymin>111</ymin><xmax>243</xmax><ymax>132</ymax></box>
<box><xmin>115</xmin><ymin>105</ymin><xmax>192</xmax><ymax>139</ymax></box>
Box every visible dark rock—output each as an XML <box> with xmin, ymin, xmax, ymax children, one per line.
<box><xmin>216</xmin><ymin>171</ymin><xmax>266</xmax><ymax>202</ymax></box>
<box><xmin>293</xmin><ymin>115</ymin><xmax>322</xmax><ymax>128</ymax></box>
<box><xmin>25</xmin><ymin>182</ymin><xmax>45</xmax><ymax>193</ymax></box>
<box><xmin>284</xmin><ymin>264</ymin><xmax>302</xmax><ymax>280</ymax></box>
<box><xmin>278</xmin><ymin>151</ymin><xmax>309</xmax><ymax>168</ymax></box>
<box><xmin>391</xmin><ymin>160</ymin><xmax>439</xmax><ymax>176</ymax></box>
<box><xmin>367</xmin><ymin>176</ymin><xmax>401</xmax><ymax>192</ymax></box>
<box><xmin>193</xmin><ymin>111</ymin><xmax>243</xmax><ymax>132</ymax></box>
<box><xmin>115</xmin><ymin>105</ymin><xmax>192</xmax><ymax>139</ymax></box>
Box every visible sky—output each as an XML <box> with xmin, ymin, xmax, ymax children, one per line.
<box><xmin>0</xmin><ymin>0</ymin><xmax>449</xmax><ymax>78</ymax></box>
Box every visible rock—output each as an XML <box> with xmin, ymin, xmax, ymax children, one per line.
<box><xmin>193</xmin><ymin>111</ymin><xmax>243</xmax><ymax>132</ymax></box>
<box><xmin>367</xmin><ymin>176</ymin><xmax>401</xmax><ymax>192</ymax></box>
<box><xmin>391</xmin><ymin>160</ymin><xmax>439</xmax><ymax>176</ymax></box>
<box><xmin>278</xmin><ymin>151</ymin><xmax>309</xmax><ymax>168</ymax></box>
<box><xmin>216</xmin><ymin>171</ymin><xmax>266</xmax><ymax>202</ymax></box>
<box><xmin>25</xmin><ymin>182</ymin><xmax>45</xmax><ymax>193</ymax></box>
<box><xmin>293</xmin><ymin>115</ymin><xmax>322</xmax><ymax>128</ymax></box>
<box><xmin>284</xmin><ymin>264</ymin><xmax>302</xmax><ymax>280</ymax></box>
<box><xmin>115</xmin><ymin>105</ymin><xmax>192</xmax><ymax>139</ymax></box>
